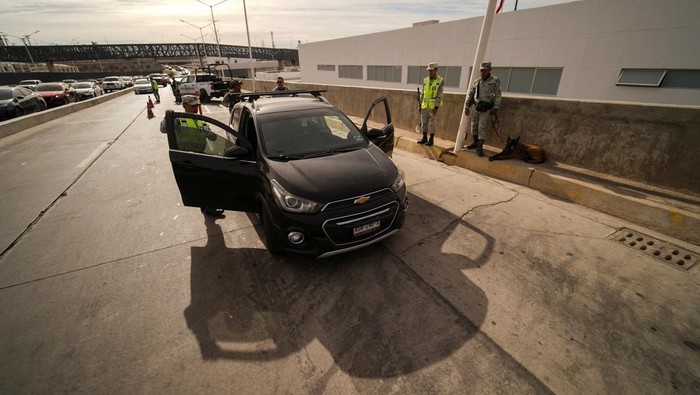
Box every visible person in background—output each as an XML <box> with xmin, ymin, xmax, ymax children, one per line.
<box><xmin>272</xmin><ymin>77</ymin><xmax>290</xmax><ymax>91</ymax></box>
<box><xmin>417</xmin><ymin>62</ymin><xmax>444</xmax><ymax>147</ymax></box>
<box><xmin>464</xmin><ymin>62</ymin><xmax>502</xmax><ymax>157</ymax></box>
<box><xmin>171</xmin><ymin>76</ymin><xmax>181</xmax><ymax>104</ymax></box>
<box><xmin>151</xmin><ymin>77</ymin><xmax>161</xmax><ymax>103</ymax></box>
<box><xmin>222</xmin><ymin>79</ymin><xmax>243</xmax><ymax>112</ymax></box>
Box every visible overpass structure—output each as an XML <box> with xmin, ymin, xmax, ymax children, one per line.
<box><xmin>0</xmin><ymin>43</ymin><xmax>298</xmax><ymax>64</ymax></box>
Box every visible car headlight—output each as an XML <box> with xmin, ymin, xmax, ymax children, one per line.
<box><xmin>271</xmin><ymin>179</ymin><xmax>320</xmax><ymax>213</ymax></box>
<box><xmin>390</xmin><ymin>168</ymin><xmax>406</xmax><ymax>194</ymax></box>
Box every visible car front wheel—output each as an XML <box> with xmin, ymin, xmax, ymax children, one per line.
<box><xmin>262</xmin><ymin>205</ymin><xmax>283</xmax><ymax>255</ymax></box>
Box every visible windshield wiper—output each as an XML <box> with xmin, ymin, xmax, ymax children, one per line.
<box><xmin>297</xmin><ymin>147</ymin><xmax>360</xmax><ymax>159</ymax></box>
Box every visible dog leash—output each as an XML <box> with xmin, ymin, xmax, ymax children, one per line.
<box><xmin>490</xmin><ymin>112</ymin><xmax>505</xmax><ymax>143</ymax></box>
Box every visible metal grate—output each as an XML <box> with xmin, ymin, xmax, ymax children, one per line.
<box><xmin>608</xmin><ymin>228</ymin><xmax>697</xmax><ymax>271</ymax></box>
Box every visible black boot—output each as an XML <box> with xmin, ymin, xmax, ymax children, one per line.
<box><xmin>476</xmin><ymin>140</ymin><xmax>485</xmax><ymax>157</ymax></box>
<box><xmin>417</xmin><ymin>133</ymin><xmax>427</xmax><ymax>144</ymax></box>
<box><xmin>465</xmin><ymin>135</ymin><xmax>479</xmax><ymax>149</ymax></box>
<box><xmin>425</xmin><ymin>134</ymin><xmax>435</xmax><ymax>146</ymax></box>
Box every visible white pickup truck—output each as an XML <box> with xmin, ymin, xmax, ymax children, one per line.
<box><xmin>101</xmin><ymin>76</ymin><xmax>124</xmax><ymax>93</ymax></box>
<box><xmin>177</xmin><ymin>73</ymin><xmax>231</xmax><ymax>103</ymax></box>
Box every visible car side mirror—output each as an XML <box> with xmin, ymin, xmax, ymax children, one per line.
<box><xmin>223</xmin><ymin>145</ymin><xmax>249</xmax><ymax>158</ymax></box>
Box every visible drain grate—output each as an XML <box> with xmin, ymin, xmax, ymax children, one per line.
<box><xmin>608</xmin><ymin>228</ymin><xmax>697</xmax><ymax>271</ymax></box>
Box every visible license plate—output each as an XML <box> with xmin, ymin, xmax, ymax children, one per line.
<box><xmin>353</xmin><ymin>221</ymin><xmax>380</xmax><ymax>236</ymax></box>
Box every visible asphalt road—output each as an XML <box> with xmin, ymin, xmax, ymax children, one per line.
<box><xmin>0</xmin><ymin>89</ymin><xmax>698</xmax><ymax>394</ymax></box>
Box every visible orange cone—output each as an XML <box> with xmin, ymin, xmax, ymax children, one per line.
<box><xmin>147</xmin><ymin>96</ymin><xmax>154</xmax><ymax>109</ymax></box>
<box><xmin>147</xmin><ymin>104</ymin><xmax>155</xmax><ymax>119</ymax></box>
<box><xmin>194</xmin><ymin>91</ymin><xmax>202</xmax><ymax>115</ymax></box>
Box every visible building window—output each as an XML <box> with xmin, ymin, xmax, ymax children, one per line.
<box><xmin>617</xmin><ymin>69</ymin><xmax>666</xmax><ymax>87</ymax></box>
<box><xmin>617</xmin><ymin>68</ymin><xmax>700</xmax><ymax>89</ymax></box>
<box><xmin>532</xmin><ymin>68</ymin><xmax>563</xmax><ymax>95</ymax></box>
<box><xmin>662</xmin><ymin>70</ymin><xmax>700</xmax><ymax>89</ymax></box>
<box><xmin>339</xmin><ymin>65</ymin><xmax>363</xmax><ymax>79</ymax></box>
<box><xmin>317</xmin><ymin>64</ymin><xmax>336</xmax><ymax>71</ymax></box>
<box><xmin>407</xmin><ymin>65</ymin><xmax>462</xmax><ymax>87</ymax></box>
<box><xmin>367</xmin><ymin>66</ymin><xmax>402</xmax><ymax>83</ymax></box>
<box><xmin>492</xmin><ymin>67</ymin><xmax>563</xmax><ymax>95</ymax></box>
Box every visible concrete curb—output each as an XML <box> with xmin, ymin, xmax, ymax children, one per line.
<box><xmin>0</xmin><ymin>88</ymin><xmax>134</xmax><ymax>140</ymax></box>
<box><xmin>395</xmin><ymin>135</ymin><xmax>700</xmax><ymax>246</ymax></box>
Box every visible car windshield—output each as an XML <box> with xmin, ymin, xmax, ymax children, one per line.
<box><xmin>135</xmin><ymin>79</ymin><xmax>149</xmax><ymax>84</ymax></box>
<box><xmin>19</xmin><ymin>80</ymin><xmax>37</xmax><ymax>85</ymax></box>
<box><xmin>72</xmin><ymin>83</ymin><xmax>92</xmax><ymax>88</ymax></box>
<box><xmin>258</xmin><ymin>108</ymin><xmax>368</xmax><ymax>160</ymax></box>
<box><xmin>104</xmin><ymin>77</ymin><xmax>119</xmax><ymax>81</ymax></box>
<box><xmin>35</xmin><ymin>84</ymin><xmax>63</xmax><ymax>92</ymax></box>
<box><xmin>0</xmin><ymin>89</ymin><xmax>12</xmax><ymax>100</ymax></box>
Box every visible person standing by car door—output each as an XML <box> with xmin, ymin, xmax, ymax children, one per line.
<box><xmin>464</xmin><ymin>62</ymin><xmax>502</xmax><ymax>157</ymax></box>
<box><xmin>151</xmin><ymin>78</ymin><xmax>161</xmax><ymax>103</ymax></box>
<box><xmin>160</xmin><ymin>95</ymin><xmax>225</xmax><ymax>217</ymax></box>
<box><xmin>417</xmin><ymin>62</ymin><xmax>444</xmax><ymax>147</ymax></box>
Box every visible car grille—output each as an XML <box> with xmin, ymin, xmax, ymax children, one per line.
<box><xmin>322</xmin><ymin>201</ymin><xmax>399</xmax><ymax>246</ymax></box>
<box><xmin>322</xmin><ymin>188</ymin><xmax>395</xmax><ymax>212</ymax></box>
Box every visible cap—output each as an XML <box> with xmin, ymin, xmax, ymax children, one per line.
<box><xmin>480</xmin><ymin>62</ymin><xmax>492</xmax><ymax>70</ymax></box>
<box><xmin>182</xmin><ymin>95</ymin><xmax>200</xmax><ymax>106</ymax></box>
<box><xmin>427</xmin><ymin>62</ymin><xmax>438</xmax><ymax>71</ymax></box>
<box><xmin>231</xmin><ymin>79</ymin><xmax>242</xmax><ymax>85</ymax></box>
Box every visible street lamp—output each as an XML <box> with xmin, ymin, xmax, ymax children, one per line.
<box><xmin>3</xmin><ymin>31</ymin><xmax>39</xmax><ymax>64</ymax></box>
<box><xmin>195</xmin><ymin>0</ymin><xmax>228</xmax><ymax>59</ymax></box>
<box><xmin>243</xmin><ymin>0</ymin><xmax>256</xmax><ymax>91</ymax></box>
<box><xmin>180</xmin><ymin>19</ymin><xmax>212</xmax><ymax>61</ymax></box>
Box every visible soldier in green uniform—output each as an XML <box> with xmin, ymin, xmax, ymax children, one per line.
<box><xmin>465</xmin><ymin>62</ymin><xmax>502</xmax><ymax>156</ymax></box>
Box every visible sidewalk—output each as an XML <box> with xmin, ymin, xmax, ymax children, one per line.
<box><xmin>391</xmin><ymin>124</ymin><xmax>700</xmax><ymax>247</ymax></box>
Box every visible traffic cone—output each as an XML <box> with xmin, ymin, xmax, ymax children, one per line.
<box><xmin>147</xmin><ymin>102</ymin><xmax>155</xmax><ymax>119</ymax></box>
<box><xmin>147</xmin><ymin>96</ymin><xmax>154</xmax><ymax>109</ymax></box>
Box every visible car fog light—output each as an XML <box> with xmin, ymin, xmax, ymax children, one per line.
<box><xmin>287</xmin><ymin>232</ymin><xmax>305</xmax><ymax>244</ymax></box>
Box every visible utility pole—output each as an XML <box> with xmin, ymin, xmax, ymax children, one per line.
<box><xmin>270</xmin><ymin>31</ymin><xmax>275</xmax><ymax>48</ymax></box>
<box><xmin>451</xmin><ymin>0</ymin><xmax>498</xmax><ymax>153</ymax></box>
<box><xmin>243</xmin><ymin>0</ymin><xmax>256</xmax><ymax>91</ymax></box>
<box><xmin>180</xmin><ymin>19</ymin><xmax>212</xmax><ymax>64</ymax></box>
<box><xmin>196</xmin><ymin>0</ymin><xmax>228</xmax><ymax>59</ymax></box>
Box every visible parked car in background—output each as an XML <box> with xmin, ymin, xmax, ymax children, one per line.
<box><xmin>34</xmin><ymin>82</ymin><xmax>77</xmax><ymax>107</ymax></box>
<box><xmin>72</xmin><ymin>81</ymin><xmax>103</xmax><ymax>100</ymax></box>
<box><xmin>0</xmin><ymin>86</ymin><xmax>47</xmax><ymax>121</ymax></box>
<box><xmin>102</xmin><ymin>76</ymin><xmax>124</xmax><ymax>93</ymax></box>
<box><xmin>62</xmin><ymin>79</ymin><xmax>77</xmax><ymax>87</ymax></box>
<box><xmin>121</xmin><ymin>76</ymin><xmax>134</xmax><ymax>87</ymax></box>
<box><xmin>133</xmin><ymin>78</ymin><xmax>154</xmax><ymax>95</ymax></box>
<box><xmin>17</xmin><ymin>79</ymin><xmax>42</xmax><ymax>91</ymax></box>
<box><xmin>148</xmin><ymin>73</ymin><xmax>169</xmax><ymax>86</ymax></box>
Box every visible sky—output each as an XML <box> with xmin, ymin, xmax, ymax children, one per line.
<box><xmin>1</xmin><ymin>0</ymin><xmax>576</xmax><ymax>49</ymax></box>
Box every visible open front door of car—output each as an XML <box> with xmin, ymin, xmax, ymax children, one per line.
<box><xmin>165</xmin><ymin>112</ymin><xmax>258</xmax><ymax>212</ymax></box>
<box><xmin>359</xmin><ymin>96</ymin><xmax>395</xmax><ymax>157</ymax></box>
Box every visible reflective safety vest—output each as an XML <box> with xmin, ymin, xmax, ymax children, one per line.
<box><xmin>175</xmin><ymin>118</ymin><xmax>208</xmax><ymax>152</ymax></box>
<box><xmin>421</xmin><ymin>75</ymin><xmax>444</xmax><ymax>110</ymax></box>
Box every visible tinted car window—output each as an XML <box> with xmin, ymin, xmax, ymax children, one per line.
<box><xmin>72</xmin><ymin>82</ymin><xmax>92</xmax><ymax>88</ymax></box>
<box><xmin>35</xmin><ymin>84</ymin><xmax>63</xmax><ymax>92</ymax></box>
<box><xmin>0</xmin><ymin>89</ymin><xmax>12</xmax><ymax>100</ymax></box>
<box><xmin>258</xmin><ymin>108</ymin><xmax>367</xmax><ymax>158</ymax></box>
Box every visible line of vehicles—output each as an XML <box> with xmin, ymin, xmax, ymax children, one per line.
<box><xmin>0</xmin><ymin>73</ymin><xmax>173</xmax><ymax>122</ymax></box>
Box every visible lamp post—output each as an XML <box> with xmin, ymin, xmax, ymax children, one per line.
<box><xmin>196</xmin><ymin>0</ymin><xmax>228</xmax><ymax>59</ymax></box>
<box><xmin>180</xmin><ymin>33</ymin><xmax>209</xmax><ymax>67</ymax></box>
<box><xmin>243</xmin><ymin>0</ymin><xmax>256</xmax><ymax>91</ymax></box>
<box><xmin>180</xmin><ymin>19</ymin><xmax>212</xmax><ymax>61</ymax></box>
<box><xmin>4</xmin><ymin>31</ymin><xmax>39</xmax><ymax>64</ymax></box>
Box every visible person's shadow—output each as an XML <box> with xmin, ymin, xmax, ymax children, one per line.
<box><xmin>184</xmin><ymin>193</ymin><xmax>494</xmax><ymax>379</ymax></box>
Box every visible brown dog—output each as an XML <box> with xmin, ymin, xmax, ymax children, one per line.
<box><xmin>489</xmin><ymin>136</ymin><xmax>546</xmax><ymax>163</ymax></box>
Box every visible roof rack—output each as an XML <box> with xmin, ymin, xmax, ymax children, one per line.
<box><xmin>240</xmin><ymin>89</ymin><xmax>327</xmax><ymax>103</ymax></box>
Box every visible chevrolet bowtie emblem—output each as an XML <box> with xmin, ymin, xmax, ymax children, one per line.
<box><xmin>354</xmin><ymin>196</ymin><xmax>371</xmax><ymax>205</ymax></box>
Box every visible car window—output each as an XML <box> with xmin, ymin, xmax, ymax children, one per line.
<box><xmin>0</xmin><ymin>89</ymin><xmax>12</xmax><ymax>100</ymax></box>
<box><xmin>17</xmin><ymin>87</ymin><xmax>32</xmax><ymax>96</ymax></box>
<box><xmin>72</xmin><ymin>83</ymin><xmax>92</xmax><ymax>88</ymax></box>
<box><xmin>171</xmin><ymin>115</ymin><xmax>234</xmax><ymax>156</ymax></box>
<box><xmin>36</xmin><ymin>84</ymin><xmax>63</xmax><ymax>92</ymax></box>
<box><xmin>258</xmin><ymin>108</ymin><xmax>367</xmax><ymax>158</ymax></box>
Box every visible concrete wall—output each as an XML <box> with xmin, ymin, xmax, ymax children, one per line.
<box><xmin>245</xmin><ymin>79</ymin><xmax>700</xmax><ymax>196</ymax></box>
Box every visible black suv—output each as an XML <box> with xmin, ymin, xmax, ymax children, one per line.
<box><xmin>163</xmin><ymin>90</ymin><xmax>407</xmax><ymax>258</ymax></box>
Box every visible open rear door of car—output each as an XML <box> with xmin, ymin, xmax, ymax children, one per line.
<box><xmin>164</xmin><ymin>112</ymin><xmax>258</xmax><ymax>212</ymax></box>
<box><xmin>359</xmin><ymin>96</ymin><xmax>395</xmax><ymax>157</ymax></box>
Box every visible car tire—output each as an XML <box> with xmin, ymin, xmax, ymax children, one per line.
<box><xmin>64</xmin><ymin>97</ymin><xmax>69</xmax><ymax>105</ymax></box>
<box><xmin>39</xmin><ymin>100</ymin><xmax>46</xmax><ymax>111</ymax></box>
<box><xmin>199</xmin><ymin>89</ymin><xmax>210</xmax><ymax>103</ymax></box>
<box><xmin>262</xmin><ymin>204</ymin><xmax>283</xmax><ymax>255</ymax></box>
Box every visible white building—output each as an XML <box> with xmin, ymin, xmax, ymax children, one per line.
<box><xmin>299</xmin><ymin>0</ymin><xmax>700</xmax><ymax>106</ymax></box>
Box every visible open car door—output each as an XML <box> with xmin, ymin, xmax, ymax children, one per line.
<box><xmin>164</xmin><ymin>112</ymin><xmax>258</xmax><ymax>212</ymax></box>
<box><xmin>359</xmin><ymin>96</ymin><xmax>395</xmax><ymax>157</ymax></box>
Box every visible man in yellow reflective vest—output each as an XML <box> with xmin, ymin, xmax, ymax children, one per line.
<box><xmin>417</xmin><ymin>62</ymin><xmax>445</xmax><ymax>147</ymax></box>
